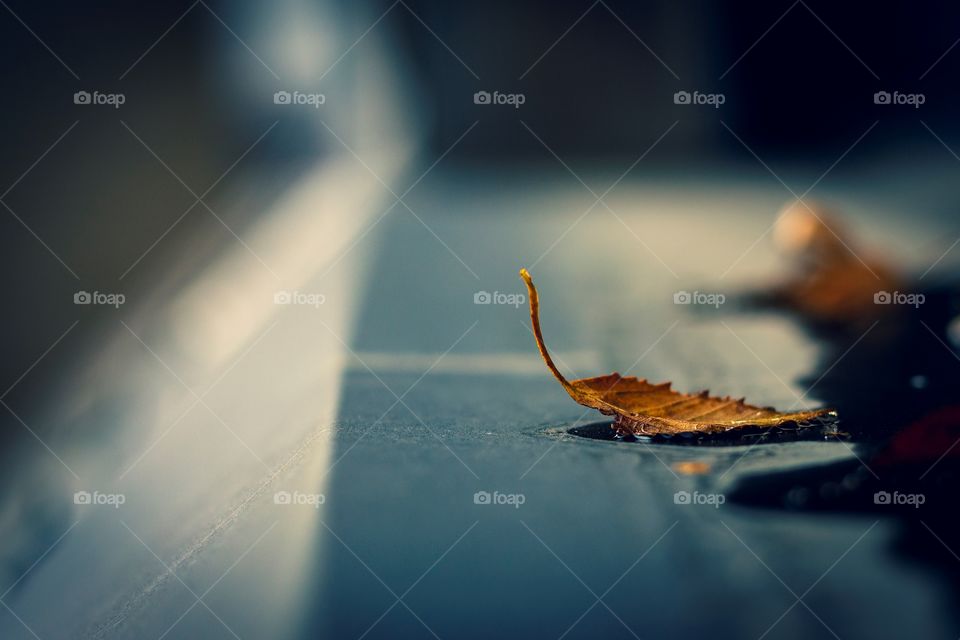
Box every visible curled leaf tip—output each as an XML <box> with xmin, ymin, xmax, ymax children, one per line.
<box><xmin>520</xmin><ymin>268</ymin><xmax>574</xmax><ymax>394</ymax></box>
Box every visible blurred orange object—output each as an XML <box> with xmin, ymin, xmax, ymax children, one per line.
<box><xmin>672</xmin><ymin>461</ymin><xmax>712</xmax><ymax>475</ymax></box>
<box><xmin>767</xmin><ymin>201</ymin><xmax>902</xmax><ymax>324</ymax></box>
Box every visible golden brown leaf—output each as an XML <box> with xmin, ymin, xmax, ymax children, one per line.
<box><xmin>765</xmin><ymin>201</ymin><xmax>901</xmax><ymax>324</ymax></box>
<box><xmin>519</xmin><ymin>268</ymin><xmax>833</xmax><ymax>436</ymax></box>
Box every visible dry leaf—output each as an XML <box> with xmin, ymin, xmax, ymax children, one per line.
<box><xmin>764</xmin><ymin>201</ymin><xmax>901</xmax><ymax>324</ymax></box>
<box><xmin>519</xmin><ymin>268</ymin><xmax>833</xmax><ymax>436</ymax></box>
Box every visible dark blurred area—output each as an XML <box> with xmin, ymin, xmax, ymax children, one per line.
<box><xmin>3</xmin><ymin>0</ymin><xmax>960</xmax><ymax>408</ymax></box>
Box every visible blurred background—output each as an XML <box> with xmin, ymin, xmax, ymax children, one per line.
<box><xmin>3</xmin><ymin>1</ymin><xmax>960</xmax><ymax>639</ymax></box>
<box><xmin>3</xmin><ymin>0</ymin><xmax>960</xmax><ymax>396</ymax></box>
